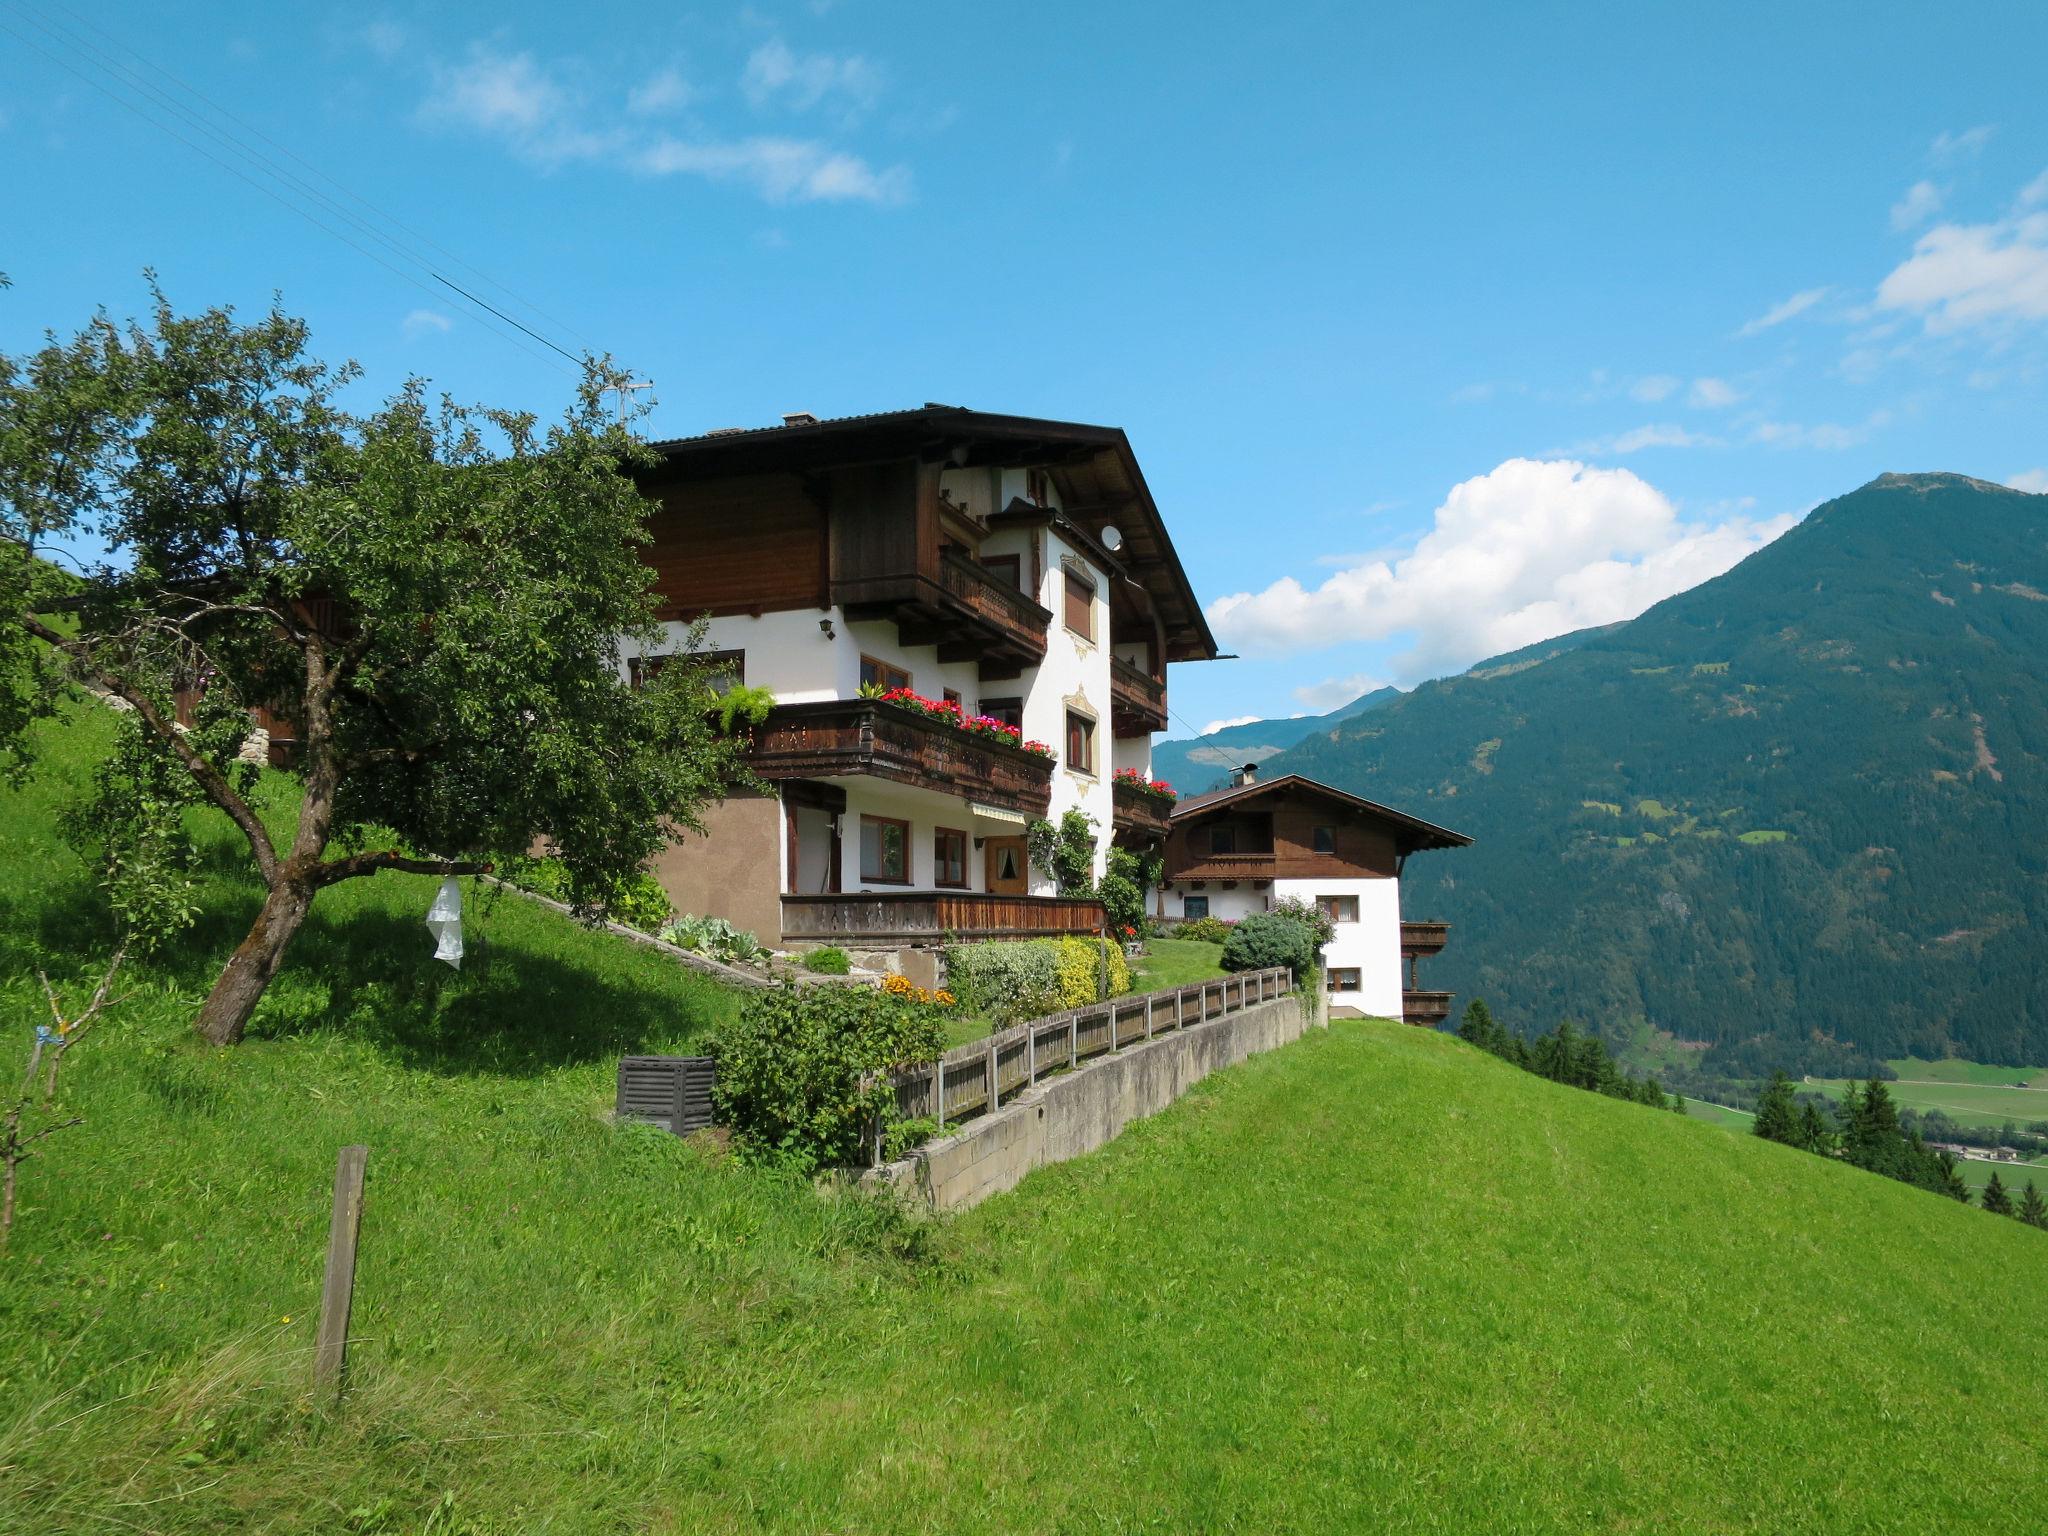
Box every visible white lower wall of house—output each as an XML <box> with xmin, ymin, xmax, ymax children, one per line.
<box><xmin>820</xmin><ymin>778</ymin><xmax>1030</xmax><ymax>895</ymax></box>
<box><xmin>1162</xmin><ymin>883</ymin><xmax>1271</xmax><ymax>923</ymax></box>
<box><xmin>1029</xmin><ymin>527</ymin><xmax>1114</xmax><ymax>892</ymax></box>
<box><xmin>1111</xmin><ymin>732</ymin><xmax>1153</xmax><ymax>783</ymax></box>
<box><xmin>1274</xmin><ymin>877</ymin><xmax>1403</xmax><ymax>1018</ymax></box>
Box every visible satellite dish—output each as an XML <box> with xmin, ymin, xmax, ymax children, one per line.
<box><xmin>1100</xmin><ymin>524</ymin><xmax>1124</xmax><ymax>552</ymax></box>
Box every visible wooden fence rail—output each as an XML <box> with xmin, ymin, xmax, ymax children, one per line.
<box><xmin>877</xmin><ymin>965</ymin><xmax>1294</xmax><ymax>1161</ymax></box>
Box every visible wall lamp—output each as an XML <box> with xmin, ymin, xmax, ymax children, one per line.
<box><xmin>818</xmin><ymin>617</ymin><xmax>836</xmax><ymax>640</ymax></box>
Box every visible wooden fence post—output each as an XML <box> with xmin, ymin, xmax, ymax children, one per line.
<box><xmin>934</xmin><ymin>1062</ymin><xmax>945</xmax><ymax>1131</ymax></box>
<box><xmin>1069</xmin><ymin>1011</ymin><xmax>1078</xmax><ymax>1068</ymax></box>
<box><xmin>1027</xmin><ymin>1024</ymin><xmax>1036</xmax><ymax>1087</ymax></box>
<box><xmin>1144</xmin><ymin>994</ymin><xmax>1154</xmax><ymax>1039</ymax></box>
<box><xmin>315</xmin><ymin>1144</ymin><xmax>368</xmax><ymax>1406</ymax></box>
<box><xmin>987</xmin><ymin>1039</ymin><xmax>999</xmax><ymax>1110</ymax></box>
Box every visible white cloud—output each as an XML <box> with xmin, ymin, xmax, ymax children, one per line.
<box><xmin>1738</xmin><ymin>286</ymin><xmax>1831</xmax><ymax>337</ymax></box>
<box><xmin>2010</xmin><ymin>469</ymin><xmax>2048</xmax><ymax>494</ymax></box>
<box><xmin>1199</xmin><ymin>715</ymin><xmax>1263</xmax><ymax>735</ymax></box>
<box><xmin>1565</xmin><ymin>423</ymin><xmax>1721</xmax><ymax>456</ymax></box>
<box><xmin>1293</xmin><ymin>674</ymin><xmax>1387</xmax><ymax>712</ymax></box>
<box><xmin>1930</xmin><ymin>125</ymin><xmax>1995</xmax><ymax>163</ymax></box>
<box><xmin>627</xmin><ymin>65</ymin><xmax>692</xmax><ymax>117</ymax></box>
<box><xmin>1747</xmin><ymin>411</ymin><xmax>1890</xmax><ymax>450</ymax></box>
<box><xmin>2022</xmin><ymin>169</ymin><xmax>2048</xmax><ymax>208</ymax></box>
<box><xmin>1206</xmin><ymin>458</ymin><xmax>1799</xmax><ymax>682</ymax></box>
<box><xmin>413</xmin><ymin>42</ymin><xmax>909</xmax><ymax>205</ymax></box>
<box><xmin>363</xmin><ymin>21</ymin><xmax>407</xmax><ymax>62</ymax></box>
<box><xmin>1630</xmin><ymin>374</ymin><xmax>1681</xmax><ymax>402</ymax></box>
<box><xmin>1688</xmin><ymin>376</ymin><xmax>1742</xmax><ymax>408</ymax></box>
<box><xmin>1890</xmin><ymin>179</ymin><xmax>1944</xmax><ymax>231</ymax></box>
<box><xmin>1876</xmin><ymin>207</ymin><xmax>2048</xmax><ymax>332</ymax></box>
<box><xmin>401</xmin><ymin>308</ymin><xmax>454</xmax><ymax>339</ymax></box>
<box><xmin>741</xmin><ymin>39</ymin><xmax>882</xmax><ymax>120</ymax></box>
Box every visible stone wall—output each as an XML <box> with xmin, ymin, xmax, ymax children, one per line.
<box><xmin>865</xmin><ymin>986</ymin><xmax>1325</xmax><ymax>1211</ymax></box>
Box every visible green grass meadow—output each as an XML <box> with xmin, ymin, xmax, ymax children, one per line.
<box><xmin>4</xmin><ymin>704</ymin><xmax>2048</xmax><ymax>1531</ymax></box>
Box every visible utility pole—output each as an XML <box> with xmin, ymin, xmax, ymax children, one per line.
<box><xmin>603</xmin><ymin>370</ymin><xmax>655</xmax><ymax>424</ymax></box>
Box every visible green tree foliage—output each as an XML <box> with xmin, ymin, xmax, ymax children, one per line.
<box><xmin>1797</xmin><ymin>1100</ymin><xmax>1831</xmax><ymax>1154</ymax></box>
<box><xmin>2019</xmin><ymin>1181</ymin><xmax>2047</xmax><ymax>1229</ymax></box>
<box><xmin>1</xmin><ymin>290</ymin><xmax>748</xmax><ymax>1044</ymax></box>
<box><xmin>1219</xmin><ymin>911</ymin><xmax>1317</xmax><ymax>979</ymax></box>
<box><xmin>1753</xmin><ymin>1073</ymin><xmax>1801</xmax><ymax>1145</ymax></box>
<box><xmin>1980</xmin><ymin>1170</ymin><xmax>2014</xmax><ymax>1217</ymax></box>
<box><xmin>1026</xmin><ymin>809</ymin><xmax>1098</xmax><ymax>895</ymax></box>
<box><xmin>709</xmin><ymin>983</ymin><xmax>948</xmax><ymax>1172</ymax></box>
<box><xmin>1270</xmin><ymin>894</ymin><xmax>1336</xmax><ymax>951</ymax></box>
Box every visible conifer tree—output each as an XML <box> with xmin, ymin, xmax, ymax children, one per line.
<box><xmin>1671</xmin><ymin>1090</ymin><xmax>1687</xmax><ymax>1114</ymax></box>
<box><xmin>1937</xmin><ymin>1154</ymin><xmax>1970</xmax><ymax>1204</ymax></box>
<box><xmin>1753</xmin><ymin>1072</ymin><xmax>1800</xmax><ymax>1145</ymax></box>
<box><xmin>1797</xmin><ymin>1100</ymin><xmax>1829</xmax><ymax>1153</ymax></box>
<box><xmin>1981</xmin><ymin>1170</ymin><xmax>2014</xmax><ymax>1217</ymax></box>
<box><xmin>2019</xmin><ymin>1181</ymin><xmax>2048</xmax><ymax>1229</ymax></box>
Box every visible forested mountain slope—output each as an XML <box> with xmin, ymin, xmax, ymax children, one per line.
<box><xmin>1272</xmin><ymin>473</ymin><xmax>2048</xmax><ymax>1075</ymax></box>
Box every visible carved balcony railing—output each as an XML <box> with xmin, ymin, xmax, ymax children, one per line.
<box><xmin>1402</xmin><ymin>990</ymin><xmax>1454</xmax><ymax>1026</ymax></box>
<box><xmin>783</xmin><ymin>892</ymin><xmax>1105</xmax><ymax>944</ymax></box>
<box><xmin>1111</xmin><ymin>780</ymin><xmax>1173</xmax><ymax>841</ymax></box>
<box><xmin>748</xmin><ymin>700</ymin><xmax>1055</xmax><ymax>817</ymax></box>
<box><xmin>1401</xmin><ymin>921</ymin><xmax>1450</xmax><ymax>958</ymax></box>
<box><xmin>937</xmin><ymin>551</ymin><xmax>1052</xmax><ymax>661</ymax></box>
<box><xmin>1168</xmin><ymin>851</ymin><xmax>1279</xmax><ymax>884</ymax></box>
<box><xmin>1108</xmin><ymin>655</ymin><xmax>1169</xmax><ymax>736</ymax></box>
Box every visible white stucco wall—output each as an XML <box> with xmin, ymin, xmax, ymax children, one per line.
<box><xmin>1017</xmin><ymin>526</ymin><xmax>1115</xmax><ymax>890</ymax></box>
<box><xmin>1275</xmin><ymin>876</ymin><xmax>1403</xmax><ymax>1018</ymax></box>
<box><xmin>1161</xmin><ymin>882</ymin><xmax>1270</xmax><ymax>923</ymax></box>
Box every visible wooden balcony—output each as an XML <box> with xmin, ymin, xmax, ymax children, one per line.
<box><xmin>1168</xmin><ymin>851</ymin><xmax>1278</xmax><ymax>884</ymax></box>
<box><xmin>1403</xmin><ymin>990</ymin><xmax>1454</xmax><ymax>1026</ymax></box>
<box><xmin>1108</xmin><ymin>655</ymin><xmax>1169</xmax><ymax>736</ymax></box>
<box><xmin>748</xmin><ymin>699</ymin><xmax>1054</xmax><ymax>817</ymax></box>
<box><xmin>1401</xmin><ymin>921</ymin><xmax>1450</xmax><ymax>958</ymax></box>
<box><xmin>783</xmin><ymin>892</ymin><xmax>1106</xmax><ymax>944</ymax></box>
<box><xmin>836</xmin><ymin>553</ymin><xmax>1051</xmax><ymax>680</ymax></box>
<box><xmin>1111</xmin><ymin>780</ymin><xmax>1173</xmax><ymax>842</ymax></box>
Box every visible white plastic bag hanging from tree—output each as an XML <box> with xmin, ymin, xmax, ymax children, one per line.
<box><xmin>426</xmin><ymin>877</ymin><xmax>464</xmax><ymax>970</ymax></box>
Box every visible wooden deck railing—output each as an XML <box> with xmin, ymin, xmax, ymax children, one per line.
<box><xmin>1108</xmin><ymin>655</ymin><xmax>1169</xmax><ymax>734</ymax></box>
<box><xmin>938</xmin><ymin>551</ymin><xmax>1053</xmax><ymax>658</ymax></box>
<box><xmin>874</xmin><ymin>965</ymin><xmax>1294</xmax><ymax>1159</ymax></box>
<box><xmin>1111</xmin><ymin>780</ymin><xmax>1172</xmax><ymax>839</ymax></box>
<box><xmin>1402</xmin><ymin>989</ymin><xmax>1454</xmax><ymax>1025</ymax></box>
<box><xmin>748</xmin><ymin>699</ymin><xmax>1055</xmax><ymax>817</ymax></box>
<box><xmin>1400</xmin><ymin>921</ymin><xmax>1450</xmax><ymax>957</ymax></box>
<box><xmin>783</xmin><ymin>891</ymin><xmax>1105</xmax><ymax>943</ymax></box>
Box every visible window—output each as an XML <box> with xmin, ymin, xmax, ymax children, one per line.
<box><xmin>980</xmin><ymin>696</ymin><xmax>1023</xmax><ymax>730</ymax></box>
<box><xmin>1209</xmin><ymin>823</ymin><xmax>1237</xmax><ymax>856</ymax></box>
<box><xmin>630</xmin><ymin>649</ymin><xmax>744</xmax><ymax>693</ymax></box>
<box><xmin>1326</xmin><ymin>968</ymin><xmax>1362</xmax><ymax>993</ymax></box>
<box><xmin>1317</xmin><ymin>894</ymin><xmax>1360</xmax><ymax>925</ymax></box>
<box><xmin>934</xmin><ymin>827</ymin><xmax>968</xmax><ymax>889</ymax></box>
<box><xmin>942</xmin><ymin>688</ymin><xmax>963</xmax><ymax>711</ymax></box>
<box><xmin>860</xmin><ymin>655</ymin><xmax>911</xmax><ymax>694</ymax></box>
<box><xmin>859</xmin><ymin>815</ymin><xmax>909</xmax><ymax>884</ymax></box>
<box><xmin>1062</xmin><ymin>562</ymin><xmax>1096</xmax><ymax>639</ymax></box>
<box><xmin>981</xmin><ymin>553</ymin><xmax>1022</xmax><ymax>591</ymax></box>
<box><xmin>1065</xmin><ymin>711</ymin><xmax>1096</xmax><ymax>774</ymax></box>
<box><xmin>1313</xmin><ymin>825</ymin><xmax>1337</xmax><ymax>854</ymax></box>
<box><xmin>1027</xmin><ymin>467</ymin><xmax>1052</xmax><ymax>507</ymax></box>
<box><xmin>1182</xmin><ymin>894</ymin><xmax>1210</xmax><ymax>920</ymax></box>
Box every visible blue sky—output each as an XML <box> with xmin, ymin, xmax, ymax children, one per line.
<box><xmin>4</xmin><ymin>1</ymin><xmax>2046</xmax><ymax>740</ymax></box>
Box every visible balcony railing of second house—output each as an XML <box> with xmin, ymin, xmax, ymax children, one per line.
<box><xmin>749</xmin><ymin>699</ymin><xmax>1055</xmax><ymax>817</ymax></box>
<box><xmin>1108</xmin><ymin>655</ymin><xmax>1169</xmax><ymax>735</ymax></box>
<box><xmin>1402</xmin><ymin>990</ymin><xmax>1454</xmax><ymax>1025</ymax></box>
<box><xmin>1400</xmin><ymin>921</ymin><xmax>1450</xmax><ymax>957</ymax></box>
<box><xmin>783</xmin><ymin>892</ymin><xmax>1106</xmax><ymax>944</ymax></box>
<box><xmin>1111</xmin><ymin>779</ymin><xmax>1172</xmax><ymax>840</ymax></box>
<box><xmin>1168</xmin><ymin>851</ymin><xmax>1279</xmax><ymax>883</ymax></box>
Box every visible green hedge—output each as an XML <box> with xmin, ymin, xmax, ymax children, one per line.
<box><xmin>943</xmin><ymin>936</ymin><xmax>1132</xmax><ymax>1025</ymax></box>
<box><xmin>1220</xmin><ymin>911</ymin><xmax>1316</xmax><ymax>979</ymax></box>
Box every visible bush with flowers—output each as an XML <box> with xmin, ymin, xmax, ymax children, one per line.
<box><xmin>1111</xmin><ymin>767</ymin><xmax>1177</xmax><ymax>804</ymax></box>
<box><xmin>865</xmin><ymin>685</ymin><xmax>1055</xmax><ymax>759</ymax></box>
<box><xmin>881</xmin><ymin>971</ymin><xmax>956</xmax><ymax>1008</ymax></box>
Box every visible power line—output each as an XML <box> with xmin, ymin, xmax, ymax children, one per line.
<box><xmin>43</xmin><ymin>0</ymin><xmax>604</xmax><ymax>359</ymax></box>
<box><xmin>1</xmin><ymin>5</ymin><xmax>591</xmax><ymax>377</ymax></box>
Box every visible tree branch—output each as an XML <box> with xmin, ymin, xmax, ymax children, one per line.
<box><xmin>17</xmin><ymin>614</ymin><xmax>283</xmax><ymax>887</ymax></box>
<box><xmin>308</xmin><ymin>850</ymin><xmax>494</xmax><ymax>888</ymax></box>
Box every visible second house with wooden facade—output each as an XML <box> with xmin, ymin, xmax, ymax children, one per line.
<box><xmin>626</xmin><ymin>405</ymin><xmax>1216</xmax><ymax>960</ymax></box>
<box><xmin>1158</xmin><ymin>765</ymin><xmax>1470</xmax><ymax>1023</ymax></box>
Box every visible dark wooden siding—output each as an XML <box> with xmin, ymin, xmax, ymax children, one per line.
<box><xmin>642</xmin><ymin>472</ymin><xmax>828</xmax><ymax>618</ymax></box>
<box><xmin>1164</xmin><ymin>785</ymin><xmax>1399</xmax><ymax>881</ymax></box>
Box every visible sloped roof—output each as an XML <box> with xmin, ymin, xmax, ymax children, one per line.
<box><xmin>643</xmin><ymin>405</ymin><xmax>1217</xmax><ymax>662</ymax></box>
<box><xmin>1171</xmin><ymin>773</ymin><xmax>1471</xmax><ymax>854</ymax></box>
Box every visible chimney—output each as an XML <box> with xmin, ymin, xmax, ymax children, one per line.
<box><xmin>1231</xmin><ymin>762</ymin><xmax>1259</xmax><ymax>788</ymax></box>
<box><xmin>782</xmin><ymin>411</ymin><xmax>819</xmax><ymax>427</ymax></box>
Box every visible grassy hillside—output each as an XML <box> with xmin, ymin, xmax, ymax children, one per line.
<box><xmin>1273</xmin><ymin>473</ymin><xmax>2048</xmax><ymax>1077</ymax></box>
<box><xmin>5</xmin><ymin>703</ymin><xmax>2048</xmax><ymax>1531</ymax></box>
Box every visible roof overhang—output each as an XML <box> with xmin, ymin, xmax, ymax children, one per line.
<box><xmin>1168</xmin><ymin>773</ymin><xmax>1472</xmax><ymax>856</ymax></box>
<box><xmin>643</xmin><ymin>405</ymin><xmax>1219</xmax><ymax>662</ymax></box>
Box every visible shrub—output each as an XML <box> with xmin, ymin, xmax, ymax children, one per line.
<box><xmin>506</xmin><ymin>856</ymin><xmax>675</xmax><ymax>934</ymax></box>
<box><xmin>1174</xmin><ymin>915</ymin><xmax>1232</xmax><ymax>945</ymax></box>
<box><xmin>1270</xmin><ymin>895</ymin><xmax>1335</xmax><ymax>950</ymax></box>
<box><xmin>1050</xmin><ymin>935</ymin><xmax>1130</xmax><ymax>1008</ymax></box>
<box><xmin>660</xmin><ymin>913</ymin><xmax>767</xmax><ymax>965</ymax></box>
<box><xmin>943</xmin><ymin>939</ymin><xmax>1063</xmax><ymax>1025</ymax></box>
<box><xmin>710</xmin><ymin>984</ymin><xmax>948</xmax><ymax>1171</ymax></box>
<box><xmin>1220</xmin><ymin>911</ymin><xmax>1317</xmax><ymax>979</ymax></box>
<box><xmin>802</xmin><ymin>946</ymin><xmax>851</xmax><ymax>974</ymax></box>
<box><xmin>881</xmin><ymin>972</ymin><xmax>956</xmax><ymax>1008</ymax></box>
<box><xmin>1025</xmin><ymin>809</ymin><xmax>1098</xmax><ymax>894</ymax></box>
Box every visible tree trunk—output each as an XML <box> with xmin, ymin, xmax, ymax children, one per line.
<box><xmin>194</xmin><ymin>877</ymin><xmax>316</xmax><ymax>1046</ymax></box>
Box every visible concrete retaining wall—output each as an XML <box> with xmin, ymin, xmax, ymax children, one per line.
<box><xmin>865</xmin><ymin>986</ymin><xmax>1326</xmax><ymax>1211</ymax></box>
